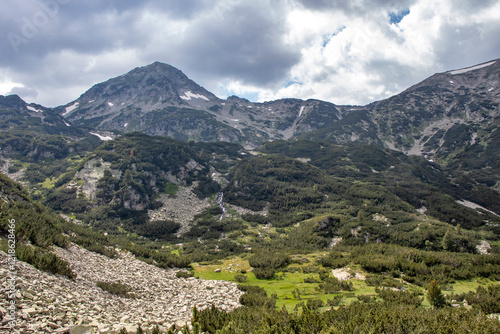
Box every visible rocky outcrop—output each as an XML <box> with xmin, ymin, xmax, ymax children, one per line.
<box><xmin>476</xmin><ymin>240</ymin><xmax>492</xmax><ymax>255</ymax></box>
<box><xmin>0</xmin><ymin>244</ymin><xmax>243</xmax><ymax>333</ymax></box>
<box><xmin>0</xmin><ymin>159</ymin><xmax>26</xmax><ymax>185</ymax></box>
<box><xmin>74</xmin><ymin>158</ymin><xmax>121</xmax><ymax>201</ymax></box>
<box><xmin>148</xmin><ymin>184</ymin><xmax>212</xmax><ymax>236</ymax></box>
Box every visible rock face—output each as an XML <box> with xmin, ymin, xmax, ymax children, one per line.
<box><xmin>74</xmin><ymin>158</ymin><xmax>122</xmax><ymax>201</ymax></box>
<box><xmin>0</xmin><ymin>245</ymin><xmax>243</xmax><ymax>333</ymax></box>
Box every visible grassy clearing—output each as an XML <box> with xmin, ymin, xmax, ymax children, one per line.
<box><xmin>194</xmin><ymin>255</ymin><xmax>376</xmax><ymax>310</ymax></box>
<box><xmin>193</xmin><ymin>253</ymin><xmax>500</xmax><ymax>311</ymax></box>
<box><xmin>163</xmin><ymin>182</ymin><xmax>179</xmax><ymax>196</ymax></box>
<box><xmin>42</xmin><ymin>177</ymin><xmax>57</xmax><ymax>189</ymax></box>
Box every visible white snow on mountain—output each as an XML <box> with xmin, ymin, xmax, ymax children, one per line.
<box><xmin>180</xmin><ymin>91</ymin><xmax>210</xmax><ymax>101</ymax></box>
<box><xmin>63</xmin><ymin>102</ymin><xmax>79</xmax><ymax>115</ymax></box>
<box><xmin>90</xmin><ymin>132</ymin><xmax>113</xmax><ymax>141</ymax></box>
<box><xmin>449</xmin><ymin>61</ymin><xmax>496</xmax><ymax>75</ymax></box>
<box><xmin>26</xmin><ymin>105</ymin><xmax>42</xmax><ymax>113</ymax></box>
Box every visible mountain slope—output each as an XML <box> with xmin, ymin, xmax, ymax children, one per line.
<box><xmin>369</xmin><ymin>59</ymin><xmax>500</xmax><ymax>156</ymax></box>
<box><xmin>300</xmin><ymin>58</ymin><xmax>500</xmax><ymax>188</ymax></box>
<box><xmin>55</xmin><ymin>62</ymin><xmax>346</xmax><ymax>147</ymax></box>
<box><xmin>54</xmin><ymin>58</ymin><xmax>499</xmax><ymax>157</ymax></box>
<box><xmin>0</xmin><ymin>94</ymin><xmax>101</xmax><ymax>162</ymax></box>
<box><xmin>54</xmin><ymin>62</ymin><xmax>246</xmax><ymax>143</ymax></box>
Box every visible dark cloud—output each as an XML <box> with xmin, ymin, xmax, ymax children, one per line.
<box><xmin>1</xmin><ymin>1</ymin><xmax>147</xmax><ymax>65</ymax></box>
<box><xmin>10</xmin><ymin>85</ymin><xmax>38</xmax><ymax>101</ymax></box>
<box><xmin>143</xmin><ymin>0</ymin><xmax>210</xmax><ymax>19</ymax></box>
<box><xmin>433</xmin><ymin>22</ymin><xmax>500</xmax><ymax>71</ymax></box>
<box><xmin>174</xmin><ymin>2</ymin><xmax>301</xmax><ymax>87</ymax></box>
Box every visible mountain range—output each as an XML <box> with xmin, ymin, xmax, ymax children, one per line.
<box><xmin>53</xmin><ymin>58</ymin><xmax>500</xmax><ymax>155</ymax></box>
<box><xmin>1</xmin><ymin>58</ymin><xmax>500</xmax><ymax>333</ymax></box>
<box><xmin>1</xmin><ymin>58</ymin><xmax>497</xmax><ymax>150</ymax></box>
<box><xmin>2</xmin><ymin>58</ymin><xmax>498</xmax><ymax>186</ymax></box>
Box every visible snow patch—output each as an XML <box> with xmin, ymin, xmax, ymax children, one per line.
<box><xmin>26</xmin><ymin>105</ymin><xmax>42</xmax><ymax>113</ymax></box>
<box><xmin>298</xmin><ymin>106</ymin><xmax>305</xmax><ymax>117</ymax></box>
<box><xmin>449</xmin><ymin>61</ymin><xmax>496</xmax><ymax>75</ymax></box>
<box><xmin>124</xmin><ymin>123</ymin><xmax>129</xmax><ymax>127</ymax></box>
<box><xmin>90</xmin><ymin>132</ymin><xmax>113</xmax><ymax>141</ymax></box>
<box><xmin>489</xmin><ymin>87</ymin><xmax>495</xmax><ymax>92</ymax></box>
<box><xmin>457</xmin><ymin>200</ymin><xmax>499</xmax><ymax>217</ymax></box>
<box><xmin>449</xmin><ymin>80</ymin><xmax>454</xmax><ymax>84</ymax></box>
<box><xmin>107</xmin><ymin>102</ymin><xmax>114</xmax><ymax>107</ymax></box>
<box><xmin>63</xmin><ymin>102</ymin><xmax>79</xmax><ymax>116</ymax></box>
<box><xmin>180</xmin><ymin>91</ymin><xmax>210</xmax><ymax>101</ymax></box>
<box><xmin>64</xmin><ymin>122</ymin><xmax>70</xmax><ymax>127</ymax></box>
<box><xmin>88</xmin><ymin>100</ymin><xmax>94</xmax><ymax>103</ymax></box>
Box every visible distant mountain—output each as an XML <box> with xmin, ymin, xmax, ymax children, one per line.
<box><xmin>55</xmin><ymin>62</ymin><xmax>345</xmax><ymax>147</ymax></box>
<box><xmin>369</xmin><ymin>59</ymin><xmax>500</xmax><ymax>156</ymax></box>
<box><xmin>303</xmin><ymin>59</ymin><xmax>500</xmax><ymax>149</ymax></box>
<box><xmin>300</xmin><ymin>59</ymin><xmax>500</xmax><ymax>188</ymax></box>
<box><xmin>56</xmin><ymin>59</ymin><xmax>499</xmax><ymax>154</ymax></box>
<box><xmin>0</xmin><ymin>94</ymin><xmax>100</xmax><ymax>161</ymax></box>
<box><xmin>1</xmin><ymin>94</ymin><xmax>69</xmax><ymax>129</ymax></box>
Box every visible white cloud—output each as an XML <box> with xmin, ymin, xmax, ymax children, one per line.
<box><xmin>250</xmin><ymin>0</ymin><xmax>500</xmax><ymax>105</ymax></box>
<box><xmin>0</xmin><ymin>79</ymin><xmax>25</xmax><ymax>96</ymax></box>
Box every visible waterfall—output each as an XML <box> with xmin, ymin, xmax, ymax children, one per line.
<box><xmin>217</xmin><ymin>192</ymin><xmax>227</xmax><ymax>221</ymax></box>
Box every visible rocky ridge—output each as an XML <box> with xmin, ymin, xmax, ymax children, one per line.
<box><xmin>0</xmin><ymin>244</ymin><xmax>243</xmax><ymax>333</ymax></box>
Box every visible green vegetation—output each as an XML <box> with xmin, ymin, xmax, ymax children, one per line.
<box><xmin>452</xmin><ymin>284</ymin><xmax>500</xmax><ymax>314</ymax></box>
<box><xmin>0</xmin><ymin>173</ymin><xmax>74</xmax><ymax>278</ymax></box>
<box><xmin>427</xmin><ymin>279</ymin><xmax>446</xmax><ymax>308</ymax></box>
<box><xmin>2</xmin><ymin>127</ymin><xmax>500</xmax><ymax>333</ymax></box>
<box><xmin>163</xmin><ymin>182</ymin><xmax>178</xmax><ymax>196</ymax></box>
<box><xmin>191</xmin><ymin>299</ymin><xmax>500</xmax><ymax>333</ymax></box>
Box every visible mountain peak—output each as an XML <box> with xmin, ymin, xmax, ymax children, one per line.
<box><xmin>57</xmin><ymin>61</ymin><xmax>219</xmax><ymax>123</ymax></box>
<box><xmin>0</xmin><ymin>94</ymin><xmax>26</xmax><ymax>109</ymax></box>
<box><xmin>130</xmin><ymin>61</ymin><xmax>187</xmax><ymax>78</ymax></box>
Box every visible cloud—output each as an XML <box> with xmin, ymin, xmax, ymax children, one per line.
<box><xmin>257</xmin><ymin>0</ymin><xmax>500</xmax><ymax>105</ymax></box>
<box><xmin>294</xmin><ymin>0</ymin><xmax>418</xmax><ymax>14</ymax></box>
<box><xmin>159</xmin><ymin>1</ymin><xmax>302</xmax><ymax>86</ymax></box>
<box><xmin>0</xmin><ymin>0</ymin><xmax>499</xmax><ymax>107</ymax></box>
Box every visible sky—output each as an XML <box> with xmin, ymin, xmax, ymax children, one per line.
<box><xmin>1</xmin><ymin>0</ymin><xmax>500</xmax><ymax>108</ymax></box>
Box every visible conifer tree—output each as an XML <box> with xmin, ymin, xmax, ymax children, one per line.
<box><xmin>427</xmin><ymin>279</ymin><xmax>446</xmax><ymax>308</ymax></box>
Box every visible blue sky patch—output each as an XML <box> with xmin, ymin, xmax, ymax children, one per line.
<box><xmin>284</xmin><ymin>79</ymin><xmax>303</xmax><ymax>88</ymax></box>
<box><xmin>389</xmin><ymin>9</ymin><xmax>410</xmax><ymax>25</ymax></box>
<box><xmin>322</xmin><ymin>26</ymin><xmax>346</xmax><ymax>47</ymax></box>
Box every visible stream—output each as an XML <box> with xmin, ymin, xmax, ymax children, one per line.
<box><xmin>215</xmin><ymin>191</ymin><xmax>227</xmax><ymax>251</ymax></box>
<box><xmin>217</xmin><ymin>191</ymin><xmax>227</xmax><ymax>221</ymax></box>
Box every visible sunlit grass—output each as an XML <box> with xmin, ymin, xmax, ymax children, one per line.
<box><xmin>42</xmin><ymin>177</ymin><xmax>56</xmax><ymax>189</ymax></box>
<box><xmin>193</xmin><ymin>253</ymin><xmax>500</xmax><ymax>311</ymax></box>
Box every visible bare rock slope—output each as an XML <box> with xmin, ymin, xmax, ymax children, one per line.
<box><xmin>0</xmin><ymin>245</ymin><xmax>243</xmax><ymax>333</ymax></box>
